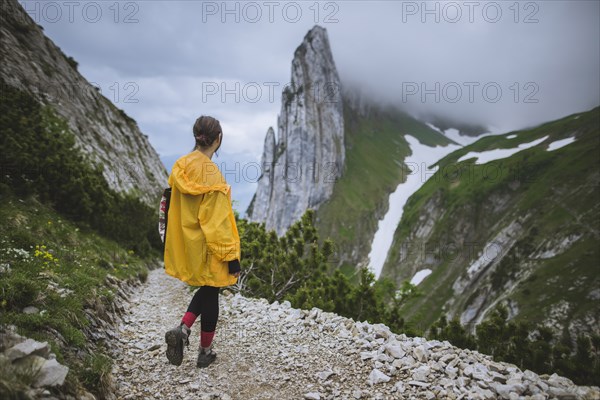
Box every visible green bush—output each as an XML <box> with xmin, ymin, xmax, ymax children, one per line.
<box><xmin>0</xmin><ymin>79</ymin><xmax>160</xmax><ymax>256</ymax></box>
<box><xmin>235</xmin><ymin>209</ymin><xmax>421</xmax><ymax>336</ymax></box>
<box><xmin>0</xmin><ymin>271</ymin><xmax>40</xmax><ymax>310</ymax></box>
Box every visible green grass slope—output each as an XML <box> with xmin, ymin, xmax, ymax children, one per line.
<box><xmin>315</xmin><ymin>98</ymin><xmax>456</xmax><ymax>279</ymax></box>
<box><xmin>380</xmin><ymin>107</ymin><xmax>600</xmax><ymax>336</ymax></box>
<box><xmin>0</xmin><ymin>195</ymin><xmax>153</xmax><ymax>397</ymax></box>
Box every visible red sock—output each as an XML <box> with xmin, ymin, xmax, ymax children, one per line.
<box><xmin>181</xmin><ymin>312</ymin><xmax>197</xmax><ymax>329</ymax></box>
<box><xmin>200</xmin><ymin>331</ymin><xmax>215</xmax><ymax>348</ymax></box>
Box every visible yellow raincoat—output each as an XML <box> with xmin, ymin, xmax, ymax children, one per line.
<box><xmin>164</xmin><ymin>150</ymin><xmax>240</xmax><ymax>287</ymax></box>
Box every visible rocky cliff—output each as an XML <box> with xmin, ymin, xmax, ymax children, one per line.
<box><xmin>0</xmin><ymin>0</ymin><xmax>167</xmax><ymax>206</ymax></box>
<box><xmin>246</xmin><ymin>25</ymin><xmax>345</xmax><ymax>235</ymax></box>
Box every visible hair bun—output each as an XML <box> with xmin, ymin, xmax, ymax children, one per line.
<box><xmin>193</xmin><ymin>116</ymin><xmax>222</xmax><ymax>148</ymax></box>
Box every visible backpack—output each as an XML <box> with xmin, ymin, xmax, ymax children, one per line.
<box><xmin>158</xmin><ymin>187</ymin><xmax>172</xmax><ymax>244</ymax></box>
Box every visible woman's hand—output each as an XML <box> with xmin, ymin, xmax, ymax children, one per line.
<box><xmin>228</xmin><ymin>259</ymin><xmax>241</xmax><ymax>277</ymax></box>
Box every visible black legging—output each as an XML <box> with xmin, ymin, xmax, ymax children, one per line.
<box><xmin>186</xmin><ymin>286</ymin><xmax>219</xmax><ymax>332</ymax></box>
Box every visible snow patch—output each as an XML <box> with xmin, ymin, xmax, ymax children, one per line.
<box><xmin>506</xmin><ymin>134</ymin><xmax>517</xmax><ymax>139</ymax></box>
<box><xmin>426</xmin><ymin>124</ymin><xmax>494</xmax><ymax>147</ymax></box>
<box><xmin>547</xmin><ymin>137</ymin><xmax>576</xmax><ymax>152</ymax></box>
<box><xmin>426</xmin><ymin>123</ymin><xmax>443</xmax><ymax>134</ymax></box>
<box><xmin>410</xmin><ymin>269</ymin><xmax>432</xmax><ymax>286</ymax></box>
<box><xmin>442</xmin><ymin>128</ymin><xmax>472</xmax><ymax>146</ymax></box>
<box><xmin>367</xmin><ymin>135</ymin><xmax>461</xmax><ymax>278</ymax></box>
<box><xmin>458</xmin><ymin>136</ymin><xmax>549</xmax><ymax>164</ymax></box>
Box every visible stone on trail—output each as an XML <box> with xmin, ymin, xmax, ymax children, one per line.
<box><xmin>303</xmin><ymin>392</ymin><xmax>321</xmax><ymax>400</ymax></box>
<box><xmin>368</xmin><ymin>368</ymin><xmax>391</xmax><ymax>385</ymax></box>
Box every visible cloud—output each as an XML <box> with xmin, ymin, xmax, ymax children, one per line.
<box><xmin>27</xmin><ymin>0</ymin><xmax>600</xmax><ymax>212</ymax></box>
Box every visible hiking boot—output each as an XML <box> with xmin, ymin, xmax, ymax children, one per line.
<box><xmin>196</xmin><ymin>347</ymin><xmax>217</xmax><ymax>368</ymax></box>
<box><xmin>165</xmin><ymin>323</ymin><xmax>190</xmax><ymax>366</ymax></box>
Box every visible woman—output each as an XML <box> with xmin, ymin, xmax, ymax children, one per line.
<box><xmin>163</xmin><ymin>116</ymin><xmax>241</xmax><ymax>368</ymax></box>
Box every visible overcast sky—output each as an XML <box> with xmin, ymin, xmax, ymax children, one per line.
<box><xmin>26</xmin><ymin>0</ymin><xmax>600</xmax><ymax>213</ymax></box>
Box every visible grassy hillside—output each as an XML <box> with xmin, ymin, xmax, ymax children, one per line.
<box><xmin>380</xmin><ymin>107</ymin><xmax>600</xmax><ymax>336</ymax></box>
<box><xmin>315</xmin><ymin>98</ymin><xmax>455</xmax><ymax>279</ymax></box>
<box><xmin>0</xmin><ymin>194</ymin><xmax>153</xmax><ymax>397</ymax></box>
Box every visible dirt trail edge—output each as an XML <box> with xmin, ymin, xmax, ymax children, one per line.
<box><xmin>111</xmin><ymin>269</ymin><xmax>600</xmax><ymax>400</ymax></box>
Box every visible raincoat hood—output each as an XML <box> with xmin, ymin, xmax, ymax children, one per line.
<box><xmin>168</xmin><ymin>150</ymin><xmax>230</xmax><ymax>196</ymax></box>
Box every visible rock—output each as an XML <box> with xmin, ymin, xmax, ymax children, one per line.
<box><xmin>407</xmin><ymin>380</ymin><xmax>430</xmax><ymax>388</ymax></box>
<box><xmin>316</xmin><ymin>370</ymin><xmax>335</xmax><ymax>381</ymax></box>
<box><xmin>523</xmin><ymin>369</ymin><xmax>538</xmax><ymax>382</ymax></box>
<box><xmin>375</xmin><ymin>353</ymin><xmax>391</xmax><ymax>363</ymax></box>
<box><xmin>6</xmin><ymin>339</ymin><xmax>50</xmax><ymax>361</ymax></box>
<box><xmin>22</xmin><ymin>306</ymin><xmax>39</xmax><ymax>314</ymax></box>
<box><xmin>34</xmin><ymin>360</ymin><xmax>69</xmax><ymax>387</ymax></box>
<box><xmin>445</xmin><ymin>364</ymin><xmax>458</xmax><ymax>379</ymax></box>
<box><xmin>368</xmin><ymin>369</ymin><xmax>391</xmax><ymax>385</ymax></box>
<box><xmin>440</xmin><ymin>353</ymin><xmax>455</xmax><ymax>364</ymax></box>
<box><xmin>465</xmin><ymin>363</ymin><xmax>491</xmax><ymax>382</ymax></box>
<box><xmin>412</xmin><ymin>365</ymin><xmax>431</xmax><ymax>382</ymax></box>
<box><xmin>493</xmin><ymin>383</ymin><xmax>526</xmax><ymax>399</ymax></box>
<box><xmin>529</xmin><ymin>395</ymin><xmax>546</xmax><ymax>400</ymax></box>
<box><xmin>372</xmin><ymin>324</ymin><xmax>391</xmax><ymax>340</ymax></box>
<box><xmin>393</xmin><ymin>381</ymin><xmax>405</xmax><ymax>393</ymax></box>
<box><xmin>548</xmin><ymin>373</ymin><xmax>575</xmax><ymax>388</ymax></box>
<box><xmin>488</xmin><ymin>362</ymin><xmax>507</xmax><ymax>373</ymax></box>
<box><xmin>16</xmin><ymin>356</ymin><xmax>69</xmax><ymax>388</ymax></box>
<box><xmin>384</xmin><ymin>343</ymin><xmax>405</xmax><ymax>359</ymax></box>
<box><xmin>352</xmin><ymin>390</ymin><xmax>362</xmax><ymax>399</ymax></box>
<box><xmin>413</xmin><ymin>345</ymin><xmax>428</xmax><ymax>363</ymax></box>
<box><xmin>423</xmin><ymin>391</ymin><xmax>436</xmax><ymax>400</ymax></box>
<box><xmin>0</xmin><ymin>328</ymin><xmax>25</xmax><ymax>352</ymax></box>
<box><xmin>547</xmin><ymin>387</ymin><xmax>578</xmax><ymax>399</ymax></box>
<box><xmin>304</xmin><ymin>392</ymin><xmax>321</xmax><ymax>400</ymax></box>
<box><xmin>13</xmin><ymin>354</ymin><xmax>46</xmax><ymax>375</ymax></box>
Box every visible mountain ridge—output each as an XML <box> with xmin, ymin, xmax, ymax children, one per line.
<box><xmin>381</xmin><ymin>107</ymin><xmax>600</xmax><ymax>338</ymax></box>
<box><xmin>0</xmin><ymin>0</ymin><xmax>167</xmax><ymax>206</ymax></box>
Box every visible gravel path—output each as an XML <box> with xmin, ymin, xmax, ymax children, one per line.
<box><xmin>111</xmin><ymin>269</ymin><xmax>600</xmax><ymax>400</ymax></box>
<box><xmin>111</xmin><ymin>269</ymin><xmax>373</xmax><ymax>399</ymax></box>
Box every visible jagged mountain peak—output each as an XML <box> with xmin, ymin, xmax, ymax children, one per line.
<box><xmin>246</xmin><ymin>25</ymin><xmax>344</xmax><ymax>234</ymax></box>
<box><xmin>295</xmin><ymin>25</ymin><xmax>330</xmax><ymax>55</ymax></box>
